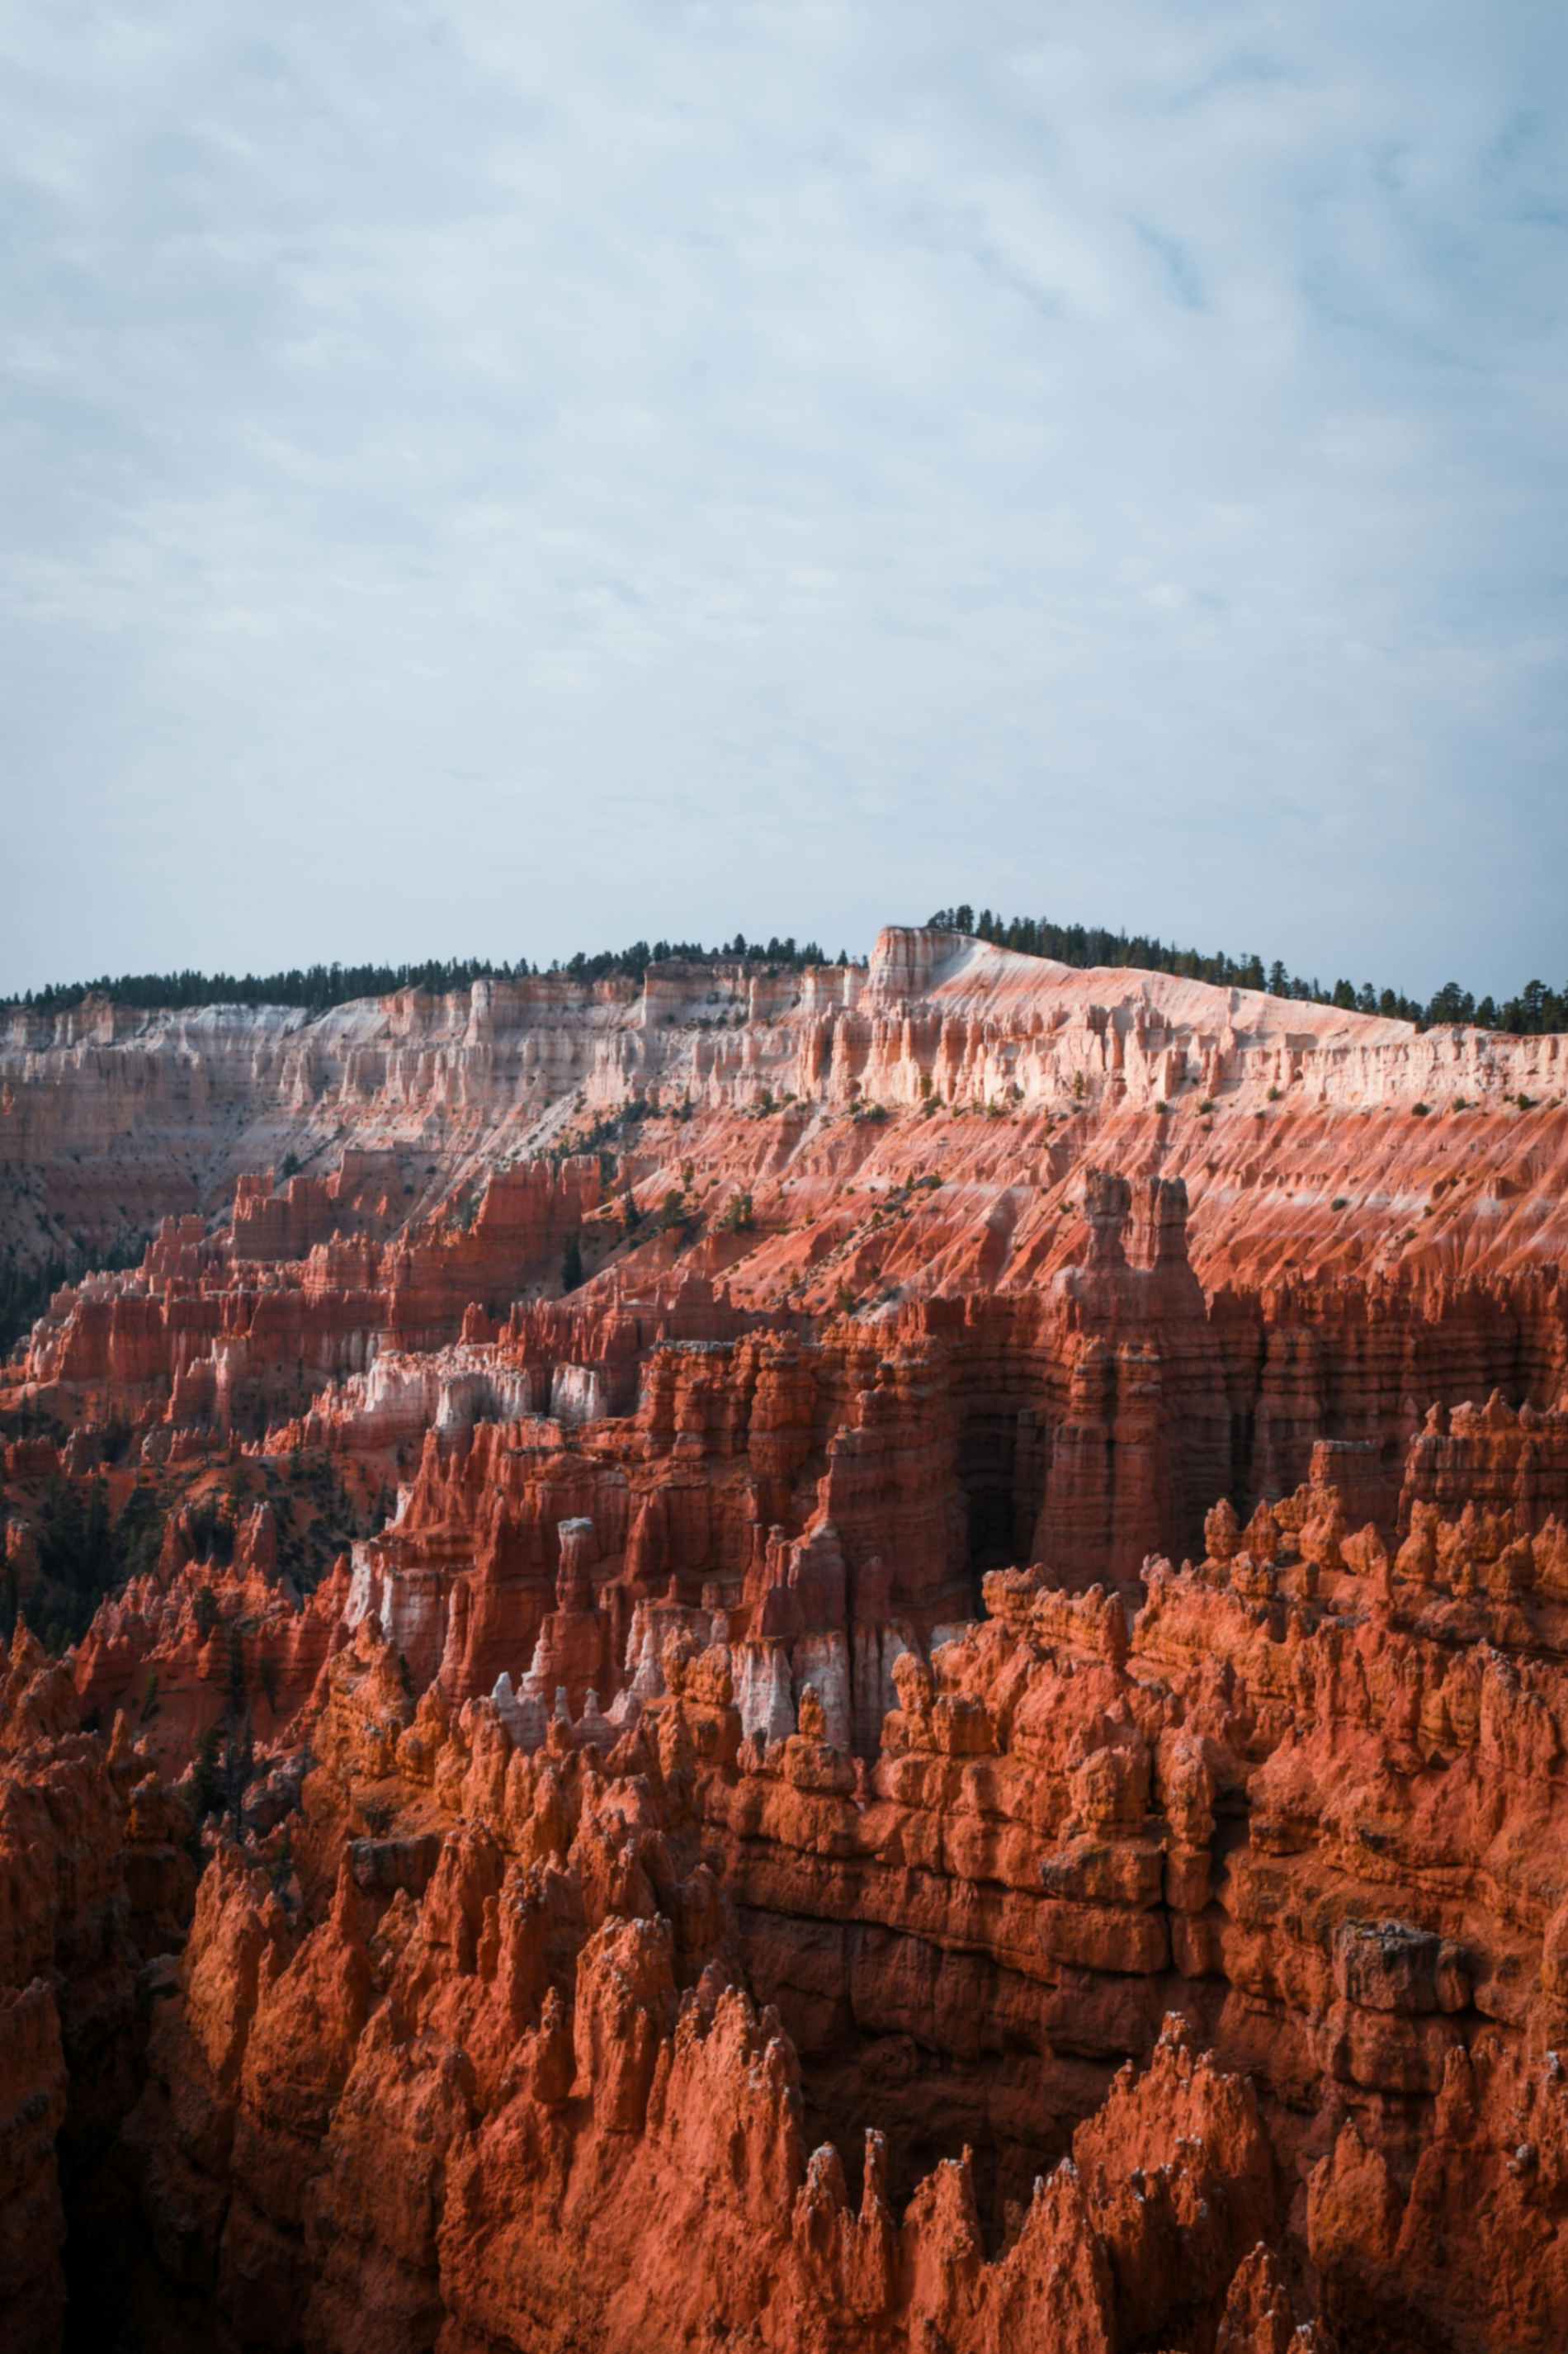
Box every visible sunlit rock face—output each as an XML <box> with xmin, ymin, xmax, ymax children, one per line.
<box><xmin>3</xmin><ymin>927</ymin><xmax>1568</xmax><ymax>2352</ymax></box>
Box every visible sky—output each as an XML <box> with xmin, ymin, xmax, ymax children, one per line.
<box><xmin>2</xmin><ymin>1</ymin><xmax>1566</xmax><ymax>1001</ymax></box>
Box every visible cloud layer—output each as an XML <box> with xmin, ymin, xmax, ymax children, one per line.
<box><xmin>3</xmin><ymin>2</ymin><xmax>1565</xmax><ymax>995</ymax></box>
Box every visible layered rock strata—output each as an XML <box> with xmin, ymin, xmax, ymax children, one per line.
<box><xmin>3</xmin><ymin>925</ymin><xmax>1568</xmax><ymax>2352</ymax></box>
<box><xmin>117</xmin><ymin>1616</ymin><xmax>1324</xmax><ymax>2354</ymax></box>
<box><xmin>103</xmin><ymin>1449</ymin><xmax>1568</xmax><ymax>2352</ymax></box>
<box><xmin>6</xmin><ymin>930</ymin><xmax>1566</xmax><ymax>1302</ymax></box>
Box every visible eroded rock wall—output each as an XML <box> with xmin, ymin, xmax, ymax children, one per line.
<box><xmin>4</xmin><ymin>925</ymin><xmax>1568</xmax><ymax>2352</ymax></box>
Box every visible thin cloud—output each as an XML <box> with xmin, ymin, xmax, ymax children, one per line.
<box><xmin>1</xmin><ymin>1</ymin><xmax>1565</xmax><ymax>995</ymax></box>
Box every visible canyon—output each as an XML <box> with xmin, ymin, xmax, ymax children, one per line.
<box><xmin>2</xmin><ymin>925</ymin><xmax>1567</xmax><ymax>2353</ymax></box>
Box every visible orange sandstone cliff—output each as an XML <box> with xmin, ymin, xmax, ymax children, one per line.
<box><xmin>2</xmin><ymin>926</ymin><xmax>1567</xmax><ymax>2352</ymax></box>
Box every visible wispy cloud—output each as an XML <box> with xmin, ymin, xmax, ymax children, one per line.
<box><xmin>2</xmin><ymin>1</ymin><xmax>1565</xmax><ymax>993</ymax></box>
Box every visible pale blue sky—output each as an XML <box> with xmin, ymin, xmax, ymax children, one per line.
<box><xmin>3</xmin><ymin>2</ymin><xmax>1565</xmax><ymax>997</ymax></box>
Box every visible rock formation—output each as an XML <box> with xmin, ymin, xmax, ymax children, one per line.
<box><xmin>2</xmin><ymin>924</ymin><xmax>1567</xmax><ymax>2352</ymax></box>
<box><xmin>0</xmin><ymin>1627</ymin><xmax>194</xmax><ymax>2352</ymax></box>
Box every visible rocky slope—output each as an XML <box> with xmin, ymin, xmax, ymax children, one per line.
<box><xmin>6</xmin><ymin>929</ymin><xmax>1566</xmax><ymax>1299</ymax></box>
<box><xmin>2</xmin><ymin>926</ymin><xmax>1567</xmax><ymax>2352</ymax></box>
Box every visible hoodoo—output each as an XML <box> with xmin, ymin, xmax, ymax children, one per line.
<box><xmin>3</xmin><ymin>929</ymin><xmax>1567</xmax><ymax>2352</ymax></box>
